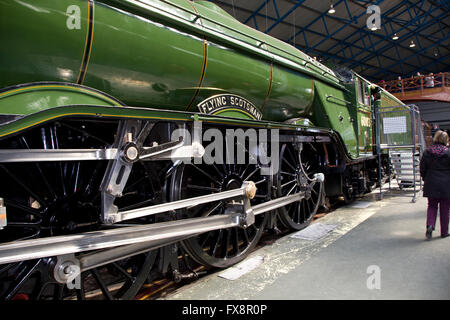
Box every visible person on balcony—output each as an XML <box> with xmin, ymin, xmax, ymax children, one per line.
<box><xmin>396</xmin><ymin>76</ymin><xmax>403</xmax><ymax>92</ymax></box>
<box><xmin>425</xmin><ymin>73</ymin><xmax>435</xmax><ymax>88</ymax></box>
<box><xmin>412</xmin><ymin>72</ymin><xmax>422</xmax><ymax>88</ymax></box>
<box><xmin>420</xmin><ymin>130</ymin><xmax>450</xmax><ymax>240</ymax></box>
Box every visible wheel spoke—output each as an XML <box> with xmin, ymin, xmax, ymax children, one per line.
<box><xmin>1</xmin><ymin>259</ymin><xmax>41</xmax><ymax>301</ymax></box>
<box><xmin>282</xmin><ymin>157</ymin><xmax>296</xmax><ymax>172</ymax></box>
<box><xmin>0</xmin><ymin>262</ymin><xmax>20</xmax><ymax>276</ymax></box>
<box><xmin>211</xmin><ymin>230</ymin><xmax>224</xmax><ymax>257</ymax></box>
<box><xmin>286</xmin><ymin>145</ymin><xmax>298</xmax><ymax>166</ymax></box>
<box><xmin>91</xmin><ymin>269</ymin><xmax>114</xmax><ymax>300</ymax></box>
<box><xmin>59</xmin><ymin>121</ymin><xmax>110</xmax><ymax>145</ymax></box>
<box><xmin>243</xmin><ymin>228</ymin><xmax>250</xmax><ymax>245</ymax></box>
<box><xmin>233</xmin><ymin>228</ymin><xmax>241</xmax><ymax>254</ymax></box>
<box><xmin>223</xmin><ymin>230</ymin><xmax>231</xmax><ymax>258</ymax></box>
<box><xmin>123</xmin><ymin>176</ymin><xmax>147</xmax><ymax>193</ymax></box>
<box><xmin>112</xmin><ymin>263</ymin><xmax>135</xmax><ymax>282</ymax></box>
<box><xmin>299</xmin><ymin>199</ymin><xmax>309</xmax><ymax>223</ymax></box>
<box><xmin>20</xmin><ymin>136</ymin><xmax>59</xmax><ymax>200</ymax></box>
<box><xmin>187</xmin><ymin>184</ymin><xmax>221</xmax><ymax>192</ymax></box>
<box><xmin>201</xmin><ymin>202</ymin><xmax>222</xmax><ymax>217</ymax></box>
<box><xmin>243</xmin><ymin>166</ymin><xmax>260</xmax><ymax>181</ymax></box>
<box><xmin>0</xmin><ymin>165</ymin><xmax>48</xmax><ymax>207</ymax></box>
<box><xmin>281</xmin><ymin>179</ymin><xmax>297</xmax><ymax>189</ymax></box>
<box><xmin>212</xmin><ymin>163</ymin><xmax>224</xmax><ymax>179</ymax></box>
<box><xmin>6</xmin><ymin>199</ymin><xmax>42</xmax><ymax>217</ymax></box>
<box><xmin>286</xmin><ymin>184</ymin><xmax>297</xmax><ymax>196</ymax></box>
<box><xmin>191</xmin><ymin>164</ymin><xmax>221</xmax><ymax>185</ymax></box>
<box><xmin>200</xmin><ymin>230</ymin><xmax>215</xmax><ymax>248</ymax></box>
<box><xmin>287</xmin><ymin>202</ymin><xmax>295</xmax><ymax>220</ymax></box>
<box><xmin>307</xmin><ymin>199</ymin><xmax>314</xmax><ymax>214</ymax></box>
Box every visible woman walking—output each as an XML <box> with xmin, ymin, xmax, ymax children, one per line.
<box><xmin>420</xmin><ymin>130</ymin><xmax>450</xmax><ymax>239</ymax></box>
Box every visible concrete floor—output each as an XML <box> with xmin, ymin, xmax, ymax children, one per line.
<box><xmin>164</xmin><ymin>184</ymin><xmax>450</xmax><ymax>300</ymax></box>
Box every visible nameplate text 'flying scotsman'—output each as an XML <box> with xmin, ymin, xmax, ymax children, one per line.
<box><xmin>197</xmin><ymin>94</ymin><xmax>263</xmax><ymax>120</ymax></box>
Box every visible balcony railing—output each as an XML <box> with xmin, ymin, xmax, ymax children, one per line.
<box><xmin>378</xmin><ymin>72</ymin><xmax>450</xmax><ymax>96</ymax></box>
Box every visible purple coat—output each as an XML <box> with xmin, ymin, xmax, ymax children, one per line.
<box><xmin>420</xmin><ymin>144</ymin><xmax>450</xmax><ymax>199</ymax></box>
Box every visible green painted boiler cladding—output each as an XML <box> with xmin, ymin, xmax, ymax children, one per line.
<box><xmin>0</xmin><ymin>0</ymin><xmax>408</xmax><ymax>158</ymax></box>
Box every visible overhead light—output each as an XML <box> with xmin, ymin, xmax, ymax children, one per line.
<box><xmin>392</xmin><ymin>33</ymin><xmax>399</xmax><ymax>40</ymax></box>
<box><xmin>409</xmin><ymin>40</ymin><xmax>416</xmax><ymax>48</ymax></box>
<box><xmin>328</xmin><ymin>3</ymin><xmax>335</xmax><ymax>14</ymax></box>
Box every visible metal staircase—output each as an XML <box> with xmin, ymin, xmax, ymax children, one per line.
<box><xmin>389</xmin><ymin>151</ymin><xmax>421</xmax><ymax>190</ymax></box>
<box><xmin>375</xmin><ymin>104</ymin><xmax>425</xmax><ymax>202</ymax></box>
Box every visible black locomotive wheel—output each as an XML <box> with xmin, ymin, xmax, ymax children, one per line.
<box><xmin>276</xmin><ymin>143</ymin><xmax>322</xmax><ymax>231</ymax></box>
<box><xmin>0</xmin><ymin>120</ymin><xmax>165</xmax><ymax>300</ymax></box>
<box><xmin>72</xmin><ymin>250</ymin><xmax>158</xmax><ymax>300</ymax></box>
<box><xmin>170</xmin><ymin>140</ymin><xmax>269</xmax><ymax>268</ymax></box>
<box><xmin>0</xmin><ymin>251</ymin><xmax>157</xmax><ymax>300</ymax></box>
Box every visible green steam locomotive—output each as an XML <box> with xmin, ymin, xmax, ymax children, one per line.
<box><xmin>0</xmin><ymin>0</ymin><xmax>411</xmax><ymax>300</ymax></box>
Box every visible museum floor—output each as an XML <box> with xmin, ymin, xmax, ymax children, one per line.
<box><xmin>163</xmin><ymin>183</ymin><xmax>450</xmax><ymax>300</ymax></box>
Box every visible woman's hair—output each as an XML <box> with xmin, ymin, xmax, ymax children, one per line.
<box><xmin>433</xmin><ymin>130</ymin><xmax>449</xmax><ymax>146</ymax></box>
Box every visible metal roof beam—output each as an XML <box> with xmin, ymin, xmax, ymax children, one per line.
<box><xmin>320</xmin><ymin>0</ymin><xmax>405</xmax><ymax>51</ymax></box>
<box><xmin>286</xmin><ymin>0</ymin><xmax>346</xmax><ymax>43</ymax></box>
<box><xmin>338</xmin><ymin>0</ymin><xmax>444</xmax><ymax>65</ymax></box>
<box><xmin>296</xmin><ymin>22</ymin><xmax>415</xmax><ymax>69</ymax></box>
<box><xmin>243</xmin><ymin>0</ymin><xmax>271</xmax><ymax>25</ymax></box>
<box><xmin>280</xmin><ymin>1</ymin><xmax>421</xmax><ymax>73</ymax></box>
<box><xmin>280</xmin><ymin>1</ymin><xmax>416</xmax><ymax>70</ymax></box>
<box><xmin>213</xmin><ymin>0</ymin><xmax>414</xmax><ymax>70</ymax></box>
<box><xmin>302</xmin><ymin>0</ymin><xmax>431</xmax><ymax>67</ymax></box>
<box><xmin>370</xmin><ymin>35</ymin><xmax>450</xmax><ymax>78</ymax></box>
<box><xmin>304</xmin><ymin>0</ymin><xmax>385</xmax><ymax>55</ymax></box>
<box><xmin>211</xmin><ymin>0</ymin><xmax>448</xmax><ymax>80</ymax></box>
<box><xmin>415</xmin><ymin>54</ymin><xmax>450</xmax><ymax>74</ymax></box>
<box><xmin>346</xmin><ymin>7</ymin><xmax>448</xmax><ymax>70</ymax></box>
<box><xmin>264</xmin><ymin>0</ymin><xmax>307</xmax><ymax>33</ymax></box>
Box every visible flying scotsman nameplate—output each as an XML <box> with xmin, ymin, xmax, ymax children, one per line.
<box><xmin>197</xmin><ymin>94</ymin><xmax>263</xmax><ymax>120</ymax></box>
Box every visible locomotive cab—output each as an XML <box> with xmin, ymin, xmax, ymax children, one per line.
<box><xmin>353</xmin><ymin>74</ymin><xmax>375</xmax><ymax>157</ymax></box>
<box><xmin>331</xmin><ymin>67</ymin><xmax>376</xmax><ymax>158</ymax></box>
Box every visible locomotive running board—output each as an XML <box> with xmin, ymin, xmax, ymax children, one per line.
<box><xmin>0</xmin><ymin>191</ymin><xmax>307</xmax><ymax>265</ymax></box>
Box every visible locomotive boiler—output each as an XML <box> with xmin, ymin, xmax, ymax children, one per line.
<box><xmin>0</xmin><ymin>0</ymin><xmax>411</xmax><ymax>299</ymax></box>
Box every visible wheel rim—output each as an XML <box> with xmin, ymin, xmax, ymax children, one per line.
<box><xmin>276</xmin><ymin>143</ymin><xmax>322</xmax><ymax>230</ymax></box>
